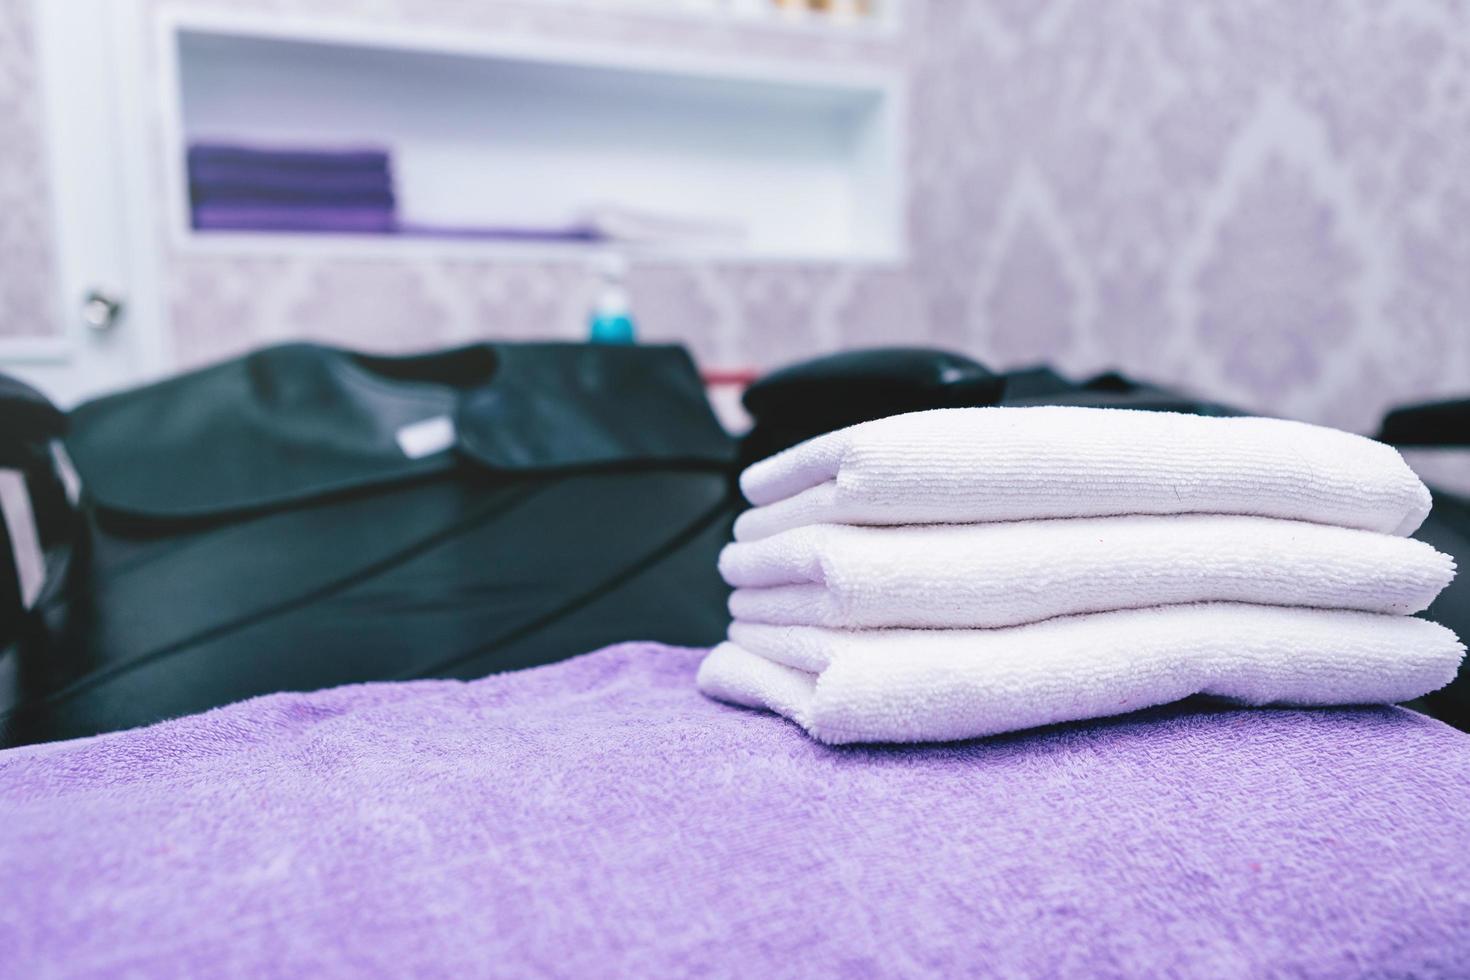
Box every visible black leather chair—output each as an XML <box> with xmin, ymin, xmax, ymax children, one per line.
<box><xmin>0</xmin><ymin>372</ymin><xmax>73</xmax><ymax>649</ymax></box>
<box><xmin>1379</xmin><ymin>397</ymin><xmax>1470</xmax><ymax>731</ymax></box>
<box><xmin>0</xmin><ymin>343</ymin><xmax>739</xmax><ymax>747</ymax></box>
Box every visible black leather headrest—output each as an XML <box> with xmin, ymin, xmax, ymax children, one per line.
<box><xmin>1378</xmin><ymin>398</ymin><xmax>1470</xmax><ymax>446</ymax></box>
<box><xmin>0</xmin><ymin>373</ymin><xmax>66</xmax><ymax>467</ymax></box>
<box><xmin>740</xmin><ymin>348</ymin><xmax>1005</xmax><ymax>465</ymax></box>
<box><xmin>67</xmin><ymin>342</ymin><xmax>735</xmax><ymax>522</ymax></box>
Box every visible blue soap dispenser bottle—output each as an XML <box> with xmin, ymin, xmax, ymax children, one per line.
<box><xmin>588</xmin><ymin>252</ymin><xmax>636</xmax><ymax>344</ymax></box>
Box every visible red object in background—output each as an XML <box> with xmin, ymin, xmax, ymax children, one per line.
<box><xmin>702</xmin><ymin>367</ymin><xmax>760</xmax><ymax>387</ymax></box>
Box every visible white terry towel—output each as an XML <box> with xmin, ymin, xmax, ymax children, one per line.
<box><xmin>722</xmin><ymin>516</ymin><xmax>1454</xmax><ymax>629</ymax></box>
<box><xmin>735</xmin><ymin>407</ymin><xmax>1432</xmax><ymax>541</ymax></box>
<box><xmin>696</xmin><ymin>605</ymin><xmax>1466</xmax><ymax>744</ymax></box>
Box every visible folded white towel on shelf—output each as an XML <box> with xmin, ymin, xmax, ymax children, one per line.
<box><xmin>722</xmin><ymin>515</ymin><xmax>1455</xmax><ymax>629</ymax></box>
<box><xmin>697</xmin><ymin>605</ymin><xmax>1466</xmax><ymax>744</ymax></box>
<box><xmin>735</xmin><ymin>407</ymin><xmax>1432</xmax><ymax>542</ymax></box>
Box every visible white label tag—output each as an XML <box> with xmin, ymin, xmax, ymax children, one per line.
<box><xmin>50</xmin><ymin>441</ymin><xmax>82</xmax><ymax>505</ymax></box>
<box><xmin>395</xmin><ymin>415</ymin><xmax>457</xmax><ymax>459</ymax></box>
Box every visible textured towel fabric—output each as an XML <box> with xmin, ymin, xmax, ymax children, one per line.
<box><xmin>735</xmin><ymin>406</ymin><xmax>1432</xmax><ymax>541</ymax></box>
<box><xmin>697</xmin><ymin>606</ymin><xmax>1466</xmax><ymax>744</ymax></box>
<box><xmin>722</xmin><ymin>515</ymin><xmax>1455</xmax><ymax>629</ymax></box>
<box><xmin>3</xmin><ymin>644</ymin><xmax>1470</xmax><ymax>977</ymax></box>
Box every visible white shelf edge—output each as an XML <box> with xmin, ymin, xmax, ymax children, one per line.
<box><xmin>539</xmin><ymin>0</ymin><xmax>904</xmax><ymax>40</ymax></box>
<box><xmin>156</xmin><ymin>4</ymin><xmax>902</xmax><ymax>94</ymax></box>
<box><xmin>154</xmin><ymin>4</ymin><xmax>909</xmax><ymax>269</ymax></box>
<box><xmin>0</xmin><ymin>335</ymin><xmax>74</xmax><ymax>364</ymax></box>
<box><xmin>171</xmin><ymin>230</ymin><xmax>908</xmax><ymax>269</ymax></box>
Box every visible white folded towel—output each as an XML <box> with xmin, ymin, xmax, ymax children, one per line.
<box><xmin>696</xmin><ymin>605</ymin><xmax>1466</xmax><ymax>744</ymax></box>
<box><xmin>722</xmin><ymin>515</ymin><xmax>1454</xmax><ymax>629</ymax></box>
<box><xmin>736</xmin><ymin>407</ymin><xmax>1432</xmax><ymax>541</ymax></box>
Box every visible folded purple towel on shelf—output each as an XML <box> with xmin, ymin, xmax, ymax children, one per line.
<box><xmin>3</xmin><ymin>643</ymin><xmax>1468</xmax><ymax>977</ymax></box>
<box><xmin>186</xmin><ymin>143</ymin><xmax>392</xmax><ymax>174</ymax></box>
<box><xmin>189</xmin><ymin>185</ymin><xmax>397</xmax><ymax>208</ymax></box>
<box><xmin>187</xmin><ymin>162</ymin><xmax>396</xmax><ymax>194</ymax></box>
<box><xmin>191</xmin><ymin>203</ymin><xmax>397</xmax><ymax>233</ymax></box>
<box><xmin>186</xmin><ymin>142</ymin><xmax>398</xmax><ymax>234</ymax></box>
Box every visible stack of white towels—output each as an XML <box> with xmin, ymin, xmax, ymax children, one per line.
<box><xmin>697</xmin><ymin>407</ymin><xmax>1465</xmax><ymax>744</ymax></box>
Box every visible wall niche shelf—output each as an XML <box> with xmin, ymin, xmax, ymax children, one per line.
<box><xmin>537</xmin><ymin>0</ymin><xmax>903</xmax><ymax>38</ymax></box>
<box><xmin>162</xmin><ymin>11</ymin><xmax>906</xmax><ymax>264</ymax></box>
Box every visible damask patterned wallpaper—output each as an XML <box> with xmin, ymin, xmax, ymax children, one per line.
<box><xmin>0</xmin><ymin>0</ymin><xmax>59</xmax><ymax>338</ymax></box>
<box><xmin>906</xmin><ymin>0</ymin><xmax>1470</xmax><ymax>431</ymax></box>
<box><xmin>6</xmin><ymin>0</ymin><xmax>1470</xmax><ymax>432</ymax></box>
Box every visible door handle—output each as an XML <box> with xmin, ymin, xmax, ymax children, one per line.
<box><xmin>81</xmin><ymin>289</ymin><xmax>124</xmax><ymax>333</ymax></box>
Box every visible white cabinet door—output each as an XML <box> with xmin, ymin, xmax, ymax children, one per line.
<box><xmin>2</xmin><ymin>0</ymin><xmax>165</xmax><ymax>407</ymax></box>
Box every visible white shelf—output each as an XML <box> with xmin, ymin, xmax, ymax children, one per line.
<box><xmin>161</xmin><ymin>10</ymin><xmax>906</xmax><ymax>264</ymax></box>
<box><xmin>541</xmin><ymin>0</ymin><xmax>902</xmax><ymax>38</ymax></box>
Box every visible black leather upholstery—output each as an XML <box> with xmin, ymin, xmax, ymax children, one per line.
<box><xmin>740</xmin><ymin>347</ymin><xmax>1005</xmax><ymax>467</ymax></box>
<box><xmin>739</xmin><ymin>350</ymin><xmax>1237</xmax><ymax>473</ymax></box>
<box><xmin>1377</xmin><ymin>396</ymin><xmax>1470</xmax><ymax>730</ymax></box>
<box><xmin>0</xmin><ymin>343</ymin><xmax>738</xmax><ymax>747</ymax></box>
<box><xmin>0</xmin><ymin>372</ymin><xmax>73</xmax><ymax>650</ymax></box>
<box><xmin>1378</xmin><ymin>398</ymin><xmax>1470</xmax><ymax>447</ymax></box>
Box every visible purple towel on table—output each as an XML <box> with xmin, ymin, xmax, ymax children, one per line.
<box><xmin>3</xmin><ymin>643</ymin><xmax>1469</xmax><ymax>976</ymax></box>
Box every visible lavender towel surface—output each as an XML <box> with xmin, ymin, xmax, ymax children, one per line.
<box><xmin>4</xmin><ymin>643</ymin><xmax>1470</xmax><ymax>977</ymax></box>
